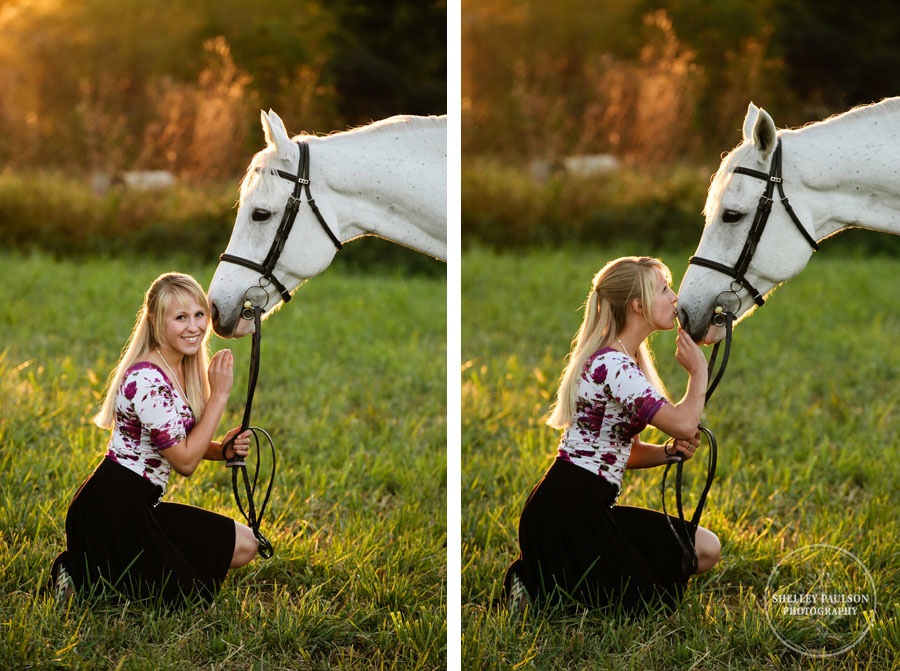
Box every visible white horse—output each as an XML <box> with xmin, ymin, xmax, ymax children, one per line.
<box><xmin>209</xmin><ymin>110</ymin><xmax>447</xmax><ymax>337</ymax></box>
<box><xmin>678</xmin><ymin>98</ymin><xmax>900</xmax><ymax>344</ymax></box>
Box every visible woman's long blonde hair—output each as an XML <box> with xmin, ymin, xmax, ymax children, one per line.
<box><xmin>93</xmin><ymin>273</ymin><xmax>212</xmax><ymax>429</ymax></box>
<box><xmin>547</xmin><ymin>256</ymin><xmax>671</xmax><ymax>430</ymax></box>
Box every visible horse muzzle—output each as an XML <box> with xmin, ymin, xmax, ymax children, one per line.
<box><xmin>678</xmin><ymin>306</ymin><xmax>727</xmax><ymax>345</ymax></box>
<box><xmin>211</xmin><ymin>302</ymin><xmax>245</xmax><ymax>339</ymax></box>
<box><xmin>678</xmin><ymin>307</ymin><xmax>702</xmax><ymax>342</ymax></box>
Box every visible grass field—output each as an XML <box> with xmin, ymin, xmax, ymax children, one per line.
<box><xmin>0</xmin><ymin>252</ymin><xmax>447</xmax><ymax>670</ymax></box>
<box><xmin>461</xmin><ymin>245</ymin><xmax>899</xmax><ymax>670</ymax></box>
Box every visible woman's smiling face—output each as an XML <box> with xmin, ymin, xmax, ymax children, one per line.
<box><xmin>158</xmin><ymin>292</ymin><xmax>208</xmax><ymax>359</ymax></box>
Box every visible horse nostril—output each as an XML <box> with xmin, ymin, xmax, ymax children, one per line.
<box><xmin>210</xmin><ymin>303</ymin><xmax>220</xmax><ymax>325</ymax></box>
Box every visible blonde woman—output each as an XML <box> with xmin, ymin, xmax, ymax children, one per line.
<box><xmin>504</xmin><ymin>257</ymin><xmax>720</xmax><ymax>613</ymax></box>
<box><xmin>49</xmin><ymin>272</ymin><xmax>257</xmax><ymax>606</ymax></box>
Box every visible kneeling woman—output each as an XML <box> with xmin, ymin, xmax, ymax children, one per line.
<box><xmin>505</xmin><ymin>256</ymin><xmax>720</xmax><ymax>613</ymax></box>
<box><xmin>50</xmin><ymin>272</ymin><xmax>258</xmax><ymax>606</ymax></box>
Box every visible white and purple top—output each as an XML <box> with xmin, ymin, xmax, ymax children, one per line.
<box><xmin>105</xmin><ymin>361</ymin><xmax>195</xmax><ymax>490</ymax></box>
<box><xmin>557</xmin><ymin>348</ymin><xmax>668</xmax><ymax>488</ymax></box>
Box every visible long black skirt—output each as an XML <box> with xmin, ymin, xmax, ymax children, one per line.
<box><xmin>507</xmin><ymin>458</ymin><xmax>694</xmax><ymax>613</ymax></box>
<box><xmin>59</xmin><ymin>457</ymin><xmax>235</xmax><ymax>607</ymax></box>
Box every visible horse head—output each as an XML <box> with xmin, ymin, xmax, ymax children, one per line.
<box><xmin>209</xmin><ymin>110</ymin><xmax>342</xmax><ymax>338</ymax></box>
<box><xmin>677</xmin><ymin>103</ymin><xmax>819</xmax><ymax>343</ymax></box>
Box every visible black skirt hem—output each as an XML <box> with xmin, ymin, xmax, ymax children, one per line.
<box><xmin>511</xmin><ymin>458</ymin><xmax>693</xmax><ymax>614</ymax></box>
<box><xmin>64</xmin><ymin>457</ymin><xmax>236</xmax><ymax>607</ymax></box>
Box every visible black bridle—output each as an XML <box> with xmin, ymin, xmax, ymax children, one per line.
<box><xmin>688</xmin><ymin>138</ymin><xmax>819</xmax><ymax>307</ymax></box>
<box><xmin>219</xmin><ymin>140</ymin><xmax>343</xmax><ymax>305</ymax></box>
<box><xmin>661</xmin><ymin>139</ymin><xmax>821</xmax><ymax>569</ymax></box>
<box><xmin>216</xmin><ymin>142</ymin><xmax>342</xmax><ymax>561</ymax></box>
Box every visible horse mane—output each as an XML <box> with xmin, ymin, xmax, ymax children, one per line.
<box><xmin>821</xmin><ymin>96</ymin><xmax>900</xmax><ymax>122</ymax></box>
<box><xmin>319</xmin><ymin>114</ymin><xmax>445</xmax><ymax>139</ymax></box>
<box><xmin>239</xmin><ymin>115</ymin><xmax>445</xmax><ymax>202</ymax></box>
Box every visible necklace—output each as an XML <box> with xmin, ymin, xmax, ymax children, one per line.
<box><xmin>615</xmin><ymin>337</ymin><xmax>634</xmax><ymax>360</ymax></box>
<box><xmin>156</xmin><ymin>348</ymin><xmax>186</xmax><ymax>400</ymax></box>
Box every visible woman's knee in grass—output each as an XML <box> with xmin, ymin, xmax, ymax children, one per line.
<box><xmin>694</xmin><ymin>526</ymin><xmax>720</xmax><ymax>574</ymax></box>
<box><xmin>231</xmin><ymin>523</ymin><xmax>258</xmax><ymax>568</ymax></box>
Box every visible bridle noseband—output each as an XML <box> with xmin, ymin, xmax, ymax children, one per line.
<box><xmin>219</xmin><ymin>140</ymin><xmax>343</xmax><ymax>306</ymax></box>
<box><xmin>688</xmin><ymin>138</ymin><xmax>819</xmax><ymax>307</ymax></box>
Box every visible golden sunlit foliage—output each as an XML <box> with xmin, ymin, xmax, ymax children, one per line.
<box><xmin>462</xmin><ymin>0</ymin><xmax>788</xmax><ymax>166</ymax></box>
<box><xmin>461</xmin><ymin>0</ymin><xmax>900</xmax><ymax>252</ymax></box>
<box><xmin>0</xmin><ymin>0</ymin><xmax>445</xmax><ymax>180</ymax></box>
<box><xmin>465</xmin><ymin>0</ymin><xmax>900</xmax><ymax>167</ymax></box>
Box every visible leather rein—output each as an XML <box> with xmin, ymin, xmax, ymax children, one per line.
<box><xmin>660</xmin><ymin>311</ymin><xmax>732</xmax><ymax>575</ymax></box>
<box><xmin>222</xmin><ymin>306</ymin><xmax>276</xmax><ymax>559</ymax></box>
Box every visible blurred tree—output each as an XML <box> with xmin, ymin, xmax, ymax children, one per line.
<box><xmin>463</xmin><ymin>0</ymin><xmax>709</xmax><ymax>164</ymax></box>
<box><xmin>0</xmin><ymin>0</ymin><xmax>446</xmax><ymax>177</ymax></box>
<box><xmin>327</xmin><ymin>0</ymin><xmax>447</xmax><ymax>123</ymax></box>
<box><xmin>198</xmin><ymin>0</ymin><xmax>333</xmax><ymax>105</ymax></box>
<box><xmin>463</xmin><ymin>0</ymin><xmax>897</xmax><ymax>165</ymax></box>
<box><xmin>648</xmin><ymin>0</ymin><xmax>797</xmax><ymax>150</ymax></box>
<box><xmin>463</xmin><ymin>0</ymin><xmax>647</xmax><ymax>159</ymax></box>
<box><xmin>773</xmin><ymin>0</ymin><xmax>900</xmax><ymax>114</ymax></box>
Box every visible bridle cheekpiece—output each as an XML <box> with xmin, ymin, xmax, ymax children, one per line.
<box><xmin>219</xmin><ymin>140</ymin><xmax>343</xmax><ymax>308</ymax></box>
<box><xmin>688</xmin><ymin>138</ymin><xmax>819</xmax><ymax>308</ymax></box>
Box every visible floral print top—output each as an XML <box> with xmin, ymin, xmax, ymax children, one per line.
<box><xmin>105</xmin><ymin>361</ymin><xmax>195</xmax><ymax>491</ymax></box>
<box><xmin>557</xmin><ymin>348</ymin><xmax>668</xmax><ymax>488</ymax></box>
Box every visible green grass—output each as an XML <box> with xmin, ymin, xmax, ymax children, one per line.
<box><xmin>462</xmin><ymin>244</ymin><xmax>899</xmax><ymax>670</ymax></box>
<box><xmin>0</xmin><ymin>252</ymin><xmax>446</xmax><ymax>670</ymax></box>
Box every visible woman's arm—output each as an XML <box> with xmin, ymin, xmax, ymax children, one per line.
<box><xmin>626</xmin><ymin>434</ymin><xmax>700</xmax><ymax>469</ymax></box>
<box><xmin>162</xmin><ymin>350</ymin><xmax>234</xmax><ymax>477</ymax></box>
<box><xmin>649</xmin><ymin>328</ymin><xmax>708</xmax><ymax>440</ymax></box>
<box><xmin>204</xmin><ymin>440</ymin><xmax>226</xmax><ymax>461</ymax></box>
<box><xmin>163</xmin><ymin>397</ymin><xmax>229</xmax><ymax>476</ymax></box>
<box><xmin>625</xmin><ymin>436</ymin><xmax>668</xmax><ymax>468</ymax></box>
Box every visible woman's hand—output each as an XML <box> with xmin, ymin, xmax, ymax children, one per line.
<box><xmin>664</xmin><ymin>432</ymin><xmax>701</xmax><ymax>462</ymax></box>
<box><xmin>208</xmin><ymin>349</ymin><xmax>234</xmax><ymax>399</ymax></box>
<box><xmin>221</xmin><ymin>426</ymin><xmax>253</xmax><ymax>460</ymax></box>
<box><xmin>669</xmin><ymin>432</ymin><xmax>701</xmax><ymax>461</ymax></box>
<box><xmin>674</xmin><ymin>328</ymin><xmax>708</xmax><ymax>378</ymax></box>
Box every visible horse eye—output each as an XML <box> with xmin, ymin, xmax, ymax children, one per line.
<box><xmin>251</xmin><ymin>208</ymin><xmax>271</xmax><ymax>222</ymax></box>
<box><xmin>722</xmin><ymin>210</ymin><xmax>743</xmax><ymax>223</ymax></box>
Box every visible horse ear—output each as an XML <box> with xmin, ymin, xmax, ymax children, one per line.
<box><xmin>750</xmin><ymin>107</ymin><xmax>777</xmax><ymax>160</ymax></box>
<box><xmin>260</xmin><ymin>109</ymin><xmax>295</xmax><ymax>161</ymax></box>
<box><xmin>742</xmin><ymin>103</ymin><xmax>760</xmax><ymax>142</ymax></box>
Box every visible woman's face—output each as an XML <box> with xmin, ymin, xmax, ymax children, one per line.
<box><xmin>158</xmin><ymin>292</ymin><xmax>208</xmax><ymax>359</ymax></box>
<box><xmin>648</xmin><ymin>268</ymin><xmax>678</xmax><ymax>331</ymax></box>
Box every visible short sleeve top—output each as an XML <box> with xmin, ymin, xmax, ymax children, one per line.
<box><xmin>105</xmin><ymin>361</ymin><xmax>195</xmax><ymax>490</ymax></box>
<box><xmin>556</xmin><ymin>348</ymin><xmax>668</xmax><ymax>488</ymax></box>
